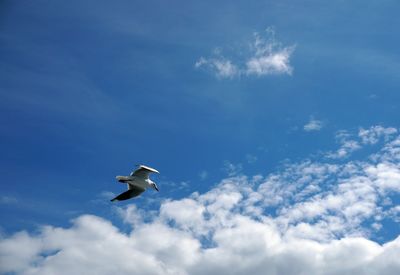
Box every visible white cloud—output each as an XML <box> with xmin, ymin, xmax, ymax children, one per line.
<box><xmin>195</xmin><ymin>28</ymin><xmax>295</xmax><ymax>79</ymax></box>
<box><xmin>195</xmin><ymin>57</ymin><xmax>240</xmax><ymax>79</ymax></box>
<box><xmin>387</xmin><ymin>206</ymin><xmax>400</xmax><ymax>222</ymax></box>
<box><xmin>303</xmin><ymin>118</ymin><xmax>323</xmax><ymax>131</ymax></box>
<box><xmin>116</xmin><ymin>204</ymin><xmax>145</xmax><ymax>227</ymax></box>
<box><xmin>359</xmin><ymin>126</ymin><xmax>397</xmax><ymax>144</ymax></box>
<box><xmin>245</xmin><ymin>30</ymin><xmax>294</xmax><ymax>76</ymax></box>
<box><xmin>1</xmin><ymin>126</ymin><xmax>400</xmax><ymax>275</ymax></box>
<box><xmin>327</xmin><ymin>126</ymin><xmax>398</xmax><ymax>159</ymax></box>
<box><xmin>327</xmin><ymin>130</ymin><xmax>361</xmax><ymax>159</ymax></box>
<box><xmin>245</xmin><ymin>48</ymin><xmax>293</xmax><ymax>76</ymax></box>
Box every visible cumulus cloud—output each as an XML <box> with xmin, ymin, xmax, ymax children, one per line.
<box><xmin>195</xmin><ymin>28</ymin><xmax>295</xmax><ymax>79</ymax></box>
<box><xmin>303</xmin><ymin>118</ymin><xmax>323</xmax><ymax>132</ymax></box>
<box><xmin>1</xmin><ymin>125</ymin><xmax>400</xmax><ymax>275</ymax></box>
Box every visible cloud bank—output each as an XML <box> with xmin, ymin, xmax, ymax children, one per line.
<box><xmin>195</xmin><ymin>28</ymin><xmax>295</xmax><ymax>79</ymax></box>
<box><xmin>1</xmin><ymin>126</ymin><xmax>400</xmax><ymax>275</ymax></box>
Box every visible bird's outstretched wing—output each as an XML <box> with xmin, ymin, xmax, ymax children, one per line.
<box><xmin>110</xmin><ymin>185</ymin><xmax>145</xmax><ymax>202</ymax></box>
<box><xmin>130</xmin><ymin>165</ymin><xmax>160</xmax><ymax>179</ymax></box>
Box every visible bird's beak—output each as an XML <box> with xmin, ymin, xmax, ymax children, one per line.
<box><xmin>155</xmin><ymin>186</ymin><xmax>159</xmax><ymax>192</ymax></box>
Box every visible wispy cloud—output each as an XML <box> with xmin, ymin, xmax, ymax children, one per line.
<box><xmin>326</xmin><ymin>126</ymin><xmax>398</xmax><ymax>159</ymax></box>
<box><xmin>195</xmin><ymin>57</ymin><xmax>240</xmax><ymax>79</ymax></box>
<box><xmin>223</xmin><ymin>161</ymin><xmax>243</xmax><ymax>176</ymax></box>
<box><xmin>326</xmin><ymin>130</ymin><xmax>361</xmax><ymax>159</ymax></box>
<box><xmin>1</xmin><ymin>126</ymin><xmax>400</xmax><ymax>274</ymax></box>
<box><xmin>195</xmin><ymin>28</ymin><xmax>295</xmax><ymax>79</ymax></box>
<box><xmin>303</xmin><ymin>118</ymin><xmax>323</xmax><ymax>131</ymax></box>
<box><xmin>245</xmin><ymin>29</ymin><xmax>295</xmax><ymax>76</ymax></box>
<box><xmin>359</xmin><ymin>126</ymin><xmax>397</xmax><ymax>144</ymax></box>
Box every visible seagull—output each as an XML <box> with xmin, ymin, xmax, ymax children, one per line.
<box><xmin>111</xmin><ymin>165</ymin><xmax>160</xmax><ymax>202</ymax></box>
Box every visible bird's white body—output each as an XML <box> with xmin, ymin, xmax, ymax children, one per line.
<box><xmin>116</xmin><ymin>175</ymin><xmax>155</xmax><ymax>190</ymax></box>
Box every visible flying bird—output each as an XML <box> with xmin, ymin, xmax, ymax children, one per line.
<box><xmin>111</xmin><ymin>165</ymin><xmax>160</xmax><ymax>202</ymax></box>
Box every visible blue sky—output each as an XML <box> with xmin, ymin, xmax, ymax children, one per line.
<box><xmin>1</xmin><ymin>1</ymin><xmax>400</xmax><ymax>274</ymax></box>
